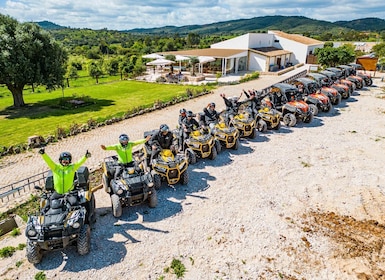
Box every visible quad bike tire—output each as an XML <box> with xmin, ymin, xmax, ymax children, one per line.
<box><xmin>308</xmin><ymin>104</ymin><xmax>318</xmax><ymax>116</ymax></box>
<box><xmin>232</xmin><ymin>138</ymin><xmax>240</xmax><ymax>150</ymax></box>
<box><xmin>215</xmin><ymin>139</ymin><xmax>222</xmax><ymax>154</ymax></box>
<box><xmin>153</xmin><ymin>173</ymin><xmax>162</xmax><ymax>190</ymax></box>
<box><xmin>366</xmin><ymin>79</ymin><xmax>373</xmax><ymax>86</ymax></box>
<box><xmin>180</xmin><ymin>170</ymin><xmax>189</xmax><ymax>185</ymax></box>
<box><xmin>257</xmin><ymin>119</ymin><xmax>268</xmax><ymax>133</ymax></box>
<box><xmin>148</xmin><ymin>189</ymin><xmax>158</xmax><ymax>208</ymax></box>
<box><xmin>283</xmin><ymin>113</ymin><xmax>297</xmax><ymax>127</ymax></box>
<box><xmin>342</xmin><ymin>90</ymin><xmax>350</xmax><ymax>99</ymax></box>
<box><xmin>111</xmin><ymin>194</ymin><xmax>122</xmax><ymax>218</ymax></box>
<box><xmin>186</xmin><ymin>148</ymin><xmax>197</xmax><ymax>164</ymax></box>
<box><xmin>26</xmin><ymin>240</ymin><xmax>42</xmax><ymax>264</ymax></box>
<box><xmin>102</xmin><ymin>173</ymin><xmax>111</xmax><ymax>193</ymax></box>
<box><xmin>325</xmin><ymin>103</ymin><xmax>332</xmax><ymax>113</ymax></box>
<box><xmin>85</xmin><ymin>193</ymin><xmax>96</xmax><ymax>224</ymax></box>
<box><xmin>77</xmin><ymin>224</ymin><xmax>91</xmax><ymax>255</ymax></box>
<box><xmin>272</xmin><ymin>121</ymin><xmax>281</xmax><ymax>130</ymax></box>
<box><xmin>249</xmin><ymin>128</ymin><xmax>257</xmax><ymax>139</ymax></box>
<box><xmin>304</xmin><ymin>112</ymin><xmax>314</xmax><ymax>123</ymax></box>
<box><xmin>209</xmin><ymin>146</ymin><xmax>217</xmax><ymax>160</ymax></box>
<box><xmin>332</xmin><ymin>95</ymin><xmax>341</xmax><ymax>105</ymax></box>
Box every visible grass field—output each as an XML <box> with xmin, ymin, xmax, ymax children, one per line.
<box><xmin>0</xmin><ymin>75</ymin><xmax>215</xmax><ymax>147</ymax></box>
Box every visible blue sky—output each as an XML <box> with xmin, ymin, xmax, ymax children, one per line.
<box><xmin>0</xmin><ymin>0</ymin><xmax>384</xmax><ymax>30</ymax></box>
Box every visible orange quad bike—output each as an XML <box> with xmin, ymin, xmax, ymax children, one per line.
<box><xmin>270</xmin><ymin>83</ymin><xmax>313</xmax><ymax>127</ymax></box>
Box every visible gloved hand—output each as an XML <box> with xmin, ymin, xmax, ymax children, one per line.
<box><xmin>85</xmin><ymin>150</ymin><xmax>91</xmax><ymax>158</ymax></box>
<box><xmin>39</xmin><ymin>148</ymin><xmax>45</xmax><ymax>154</ymax></box>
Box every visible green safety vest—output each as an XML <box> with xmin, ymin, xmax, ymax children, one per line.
<box><xmin>42</xmin><ymin>153</ymin><xmax>87</xmax><ymax>194</ymax></box>
<box><xmin>105</xmin><ymin>138</ymin><xmax>146</xmax><ymax>164</ymax></box>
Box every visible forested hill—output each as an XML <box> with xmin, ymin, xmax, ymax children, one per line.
<box><xmin>37</xmin><ymin>15</ymin><xmax>385</xmax><ymax>36</ymax></box>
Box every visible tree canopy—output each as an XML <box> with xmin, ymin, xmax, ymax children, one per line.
<box><xmin>315</xmin><ymin>44</ymin><xmax>356</xmax><ymax>67</ymax></box>
<box><xmin>0</xmin><ymin>14</ymin><xmax>68</xmax><ymax>107</ymax></box>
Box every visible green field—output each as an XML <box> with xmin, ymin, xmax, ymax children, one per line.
<box><xmin>0</xmin><ymin>76</ymin><xmax>215</xmax><ymax>147</ymax></box>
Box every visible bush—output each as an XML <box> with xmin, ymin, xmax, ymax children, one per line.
<box><xmin>239</xmin><ymin>71</ymin><xmax>260</xmax><ymax>83</ymax></box>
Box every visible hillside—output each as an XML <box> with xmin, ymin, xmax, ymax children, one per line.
<box><xmin>36</xmin><ymin>15</ymin><xmax>385</xmax><ymax>36</ymax></box>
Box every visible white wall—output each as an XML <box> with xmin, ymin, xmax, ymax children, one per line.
<box><xmin>211</xmin><ymin>34</ymin><xmax>250</xmax><ymax>50</ymax></box>
<box><xmin>249</xmin><ymin>53</ymin><xmax>267</xmax><ymax>71</ymax></box>
<box><xmin>248</xmin><ymin>33</ymin><xmax>274</xmax><ymax>49</ymax></box>
<box><xmin>271</xmin><ymin>36</ymin><xmax>308</xmax><ymax>64</ymax></box>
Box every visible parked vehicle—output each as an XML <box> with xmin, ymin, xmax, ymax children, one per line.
<box><xmin>319</xmin><ymin>70</ymin><xmax>350</xmax><ymax>99</ymax></box>
<box><xmin>102</xmin><ymin>155</ymin><xmax>157</xmax><ymax>217</ymax></box>
<box><xmin>183</xmin><ymin>128</ymin><xmax>219</xmax><ymax>164</ymax></box>
<box><xmin>306</xmin><ymin>72</ymin><xmax>342</xmax><ymax>105</ymax></box>
<box><xmin>348</xmin><ymin>63</ymin><xmax>373</xmax><ymax>86</ymax></box>
<box><xmin>270</xmin><ymin>83</ymin><xmax>313</xmax><ymax>127</ymax></box>
<box><xmin>141</xmin><ymin>130</ymin><xmax>189</xmax><ymax>187</ymax></box>
<box><xmin>290</xmin><ymin>77</ymin><xmax>332</xmax><ymax>114</ymax></box>
<box><xmin>231</xmin><ymin>104</ymin><xmax>257</xmax><ymax>138</ymax></box>
<box><xmin>209</xmin><ymin>111</ymin><xmax>240</xmax><ymax>150</ymax></box>
<box><xmin>25</xmin><ymin>166</ymin><xmax>99</xmax><ymax>264</ymax></box>
<box><xmin>337</xmin><ymin>65</ymin><xmax>363</xmax><ymax>89</ymax></box>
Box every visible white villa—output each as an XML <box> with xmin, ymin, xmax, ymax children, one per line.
<box><xmin>161</xmin><ymin>30</ymin><xmax>324</xmax><ymax>76</ymax></box>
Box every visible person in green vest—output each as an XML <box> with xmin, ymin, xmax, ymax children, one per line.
<box><xmin>39</xmin><ymin>148</ymin><xmax>91</xmax><ymax>196</ymax></box>
<box><xmin>101</xmin><ymin>133</ymin><xmax>151</xmax><ymax>179</ymax></box>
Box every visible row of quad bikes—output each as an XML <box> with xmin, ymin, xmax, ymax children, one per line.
<box><xmin>25</xmin><ymin>63</ymin><xmax>372</xmax><ymax>264</ymax></box>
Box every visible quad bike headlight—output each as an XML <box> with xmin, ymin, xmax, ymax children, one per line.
<box><xmin>27</xmin><ymin>229</ymin><xmax>37</xmax><ymax>237</ymax></box>
<box><xmin>116</xmin><ymin>188</ymin><xmax>124</xmax><ymax>195</ymax></box>
<box><xmin>72</xmin><ymin>222</ymin><xmax>81</xmax><ymax>229</ymax></box>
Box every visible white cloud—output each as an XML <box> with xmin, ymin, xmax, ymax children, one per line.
<box><xmin>0</xmin><ymin>0</ymin><xmax>384</xmax><ymax>30</ymax></box>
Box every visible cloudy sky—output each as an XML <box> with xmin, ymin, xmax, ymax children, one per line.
<box><xmin>0</xmin><ymin>0</ymin><xmax>384</xmax><ymax>30</ymax></box>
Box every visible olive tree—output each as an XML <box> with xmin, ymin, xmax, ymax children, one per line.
<box><xmin>0</xmin><ymin>14</ymin><xmax>68</xmax><ymax>107</ymax></box>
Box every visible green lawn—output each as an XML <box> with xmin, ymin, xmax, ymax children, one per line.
<box><xmin>0</xmin><ymin>77</ymin><xmax>215</xmax><ymax>147</ymax></box>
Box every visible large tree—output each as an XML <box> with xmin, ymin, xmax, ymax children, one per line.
<box><xmin>0</xmin><ymin>14</ymin><xmax>68</xmax><ymax>107</ymax></box>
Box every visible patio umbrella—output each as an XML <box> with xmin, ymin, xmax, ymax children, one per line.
<box><xmin>142</xmin><ymin>53</ymin><xmax>164</xmax><ymax>59</ymax></box>
<box><xmin>198</xmin><ymin>56</ymin><xmax>216</xmax><ymax>74</ymax></box>
<box><xmin>146</xmin><ymin>58</ymin><xmax>175</xmax><ymax>66</ymax></box>
<box><xmin>175</xmin><ymin>55</ymin><xmax>190</xmax><ymax>71</ymax></box>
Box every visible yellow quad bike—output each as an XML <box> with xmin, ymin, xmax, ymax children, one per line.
<box><xmin>184</xmin><ymin>129</ymin><xmax>220</xmax><ymax>164</ymax></box>
<box><xmin>213</xmin><ymin>120</ymin><xmax>240</xmax><ymax>150</ymax></box>
<box><xmin>25</xmin><ymin>166</ymin><xmax>102</xmax><ymax>264</ymax></box>
<box><xmin>256</xmin><ymin>106</ymin><xmax>281</xmax><ymax>131</ymax></box>
<box><xmin>231</xmin><ymin>109</ymin><xmax>257</xmax><ymax>139</ymax></box>
<box><xmin>151</xmin><ymin>149</ymin><xmax>189</xmax><ymax>188</ymax></box>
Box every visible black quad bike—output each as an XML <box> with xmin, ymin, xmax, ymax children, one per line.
<box><xmin>102</xmin><ymin>155</ymin><xmax>157</xmax><ymax>218</ymax></box>
<box><xmin>25</xmin><ymin>166</ymin><xmax>99</xmax><ymax>264</ymax></box>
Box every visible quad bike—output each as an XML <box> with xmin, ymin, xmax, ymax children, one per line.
<box><xmin>257</xmin><ymin>105</ymin><xmax>281</xmax><ymax>131</ymax></box>
<box><xmin>306</xmin><ymin>72</ymin><xmax>342</xmax><ymax>105</ymax></box>
<box><xmin>290</xmin><ymin>77</ymin><xmax>332</xmax><ymax>115</ymax></box>
<box><xmin>141</xmin><ymin>130</ymin><xmax>189</xmax><ymax>187</ymax></box>
<box><xmin>25</xmin><ymin>166</ymin><xmax>100</xmax><ymax>264</ymax></box>
<box><xmin>337</xmin><ymin>65</ymin><xmax>364</xmax><ymax>89</ymax></box>
<box><xmin>206</xmin><ymin>111</ymin><xmax>240</xmax><ymax>150</ymax></box>
<box><xmin>270</xmin><ymin>83</ymin><xmax>313</xmax><ymax>127</ymax></box>
<box><xmin>151</xmin><ymin>149</ymin><xmax>189</xmax><ymax>187</ymax></box>
<box><xmin>183</xmin><ymin>128</ymin><xmax>220</xmax><ymax>164</ymax></box>
<box><xmin>348</xmin><ymin>63</ymin><xmax>373</xmax><ymax>86</ymax></box>
<box><xmin>101</xmin><ymin>155</ymin><xmax>157</xmax><ymax>218</ymax></box>
<box><xmin>320</xmin><ymin>70</ymin><xmax>350</xmax><ymax>99</ymax></box>
<box><xmin>229</xmin><ymin>104</ymin><xmax>257</xmax><ymax>139</ymax></box>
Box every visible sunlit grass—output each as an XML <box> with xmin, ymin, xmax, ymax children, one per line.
<box><xmin>0</xmin><ymin>77</ymin><xmax>215</xmax><ymax>147</ymax></box>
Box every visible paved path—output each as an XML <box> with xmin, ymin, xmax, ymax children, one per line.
<box><xmin>0</xmin><ymin>66</ymin><xmax>309</xmax><ymax>210</ymax></box>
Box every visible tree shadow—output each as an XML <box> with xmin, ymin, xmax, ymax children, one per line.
<box><xmin>0</xmin><ymin>97</ymin><xmax>114</xmax><ymax>119</ymax></box>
